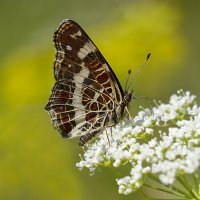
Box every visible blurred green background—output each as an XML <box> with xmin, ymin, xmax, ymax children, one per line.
<box><xmin>0</xmin><ymin>0</ymin><xmax>200</xmax><ymax>199</ymax></box>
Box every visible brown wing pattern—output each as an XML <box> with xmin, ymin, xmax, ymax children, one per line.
<box><xmin>45</xmin><ymin>19</ymin><xmax>124</xmax><ymax>145</ymax></box>
<box><xmin>45</xmin><ymin>80</ymin><xmax>111</xmax><ymax>139</ymax></box>
<box><xmin>53</xmin><ymin>19</ymin><xmax>123</xmax><ymax>102</ymax></box>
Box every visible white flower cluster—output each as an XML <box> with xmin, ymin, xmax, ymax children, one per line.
<box><xmin>76</xmin><ymin>90</ymin><xmax>200</xmax><ymax>195</ymax></box>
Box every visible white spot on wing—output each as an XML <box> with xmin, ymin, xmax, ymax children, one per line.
<box><xmin>66</xmin><ymin>45</ymin><xmax>72</xmax><ymax>50</ymax></box>
<box><xmin>77</xmin><ymin>41</ymin><xmax>96</xmax><ymax>59</ymax></box>
<box><xmin>70</xmin><ymin>30</ymin><xmax>82</xmax><ymax>38</ymax></box>
<box><xmin>77</xmin><ymin>31</ymin><xmax>82</xmax><ymax>36</ymax></box>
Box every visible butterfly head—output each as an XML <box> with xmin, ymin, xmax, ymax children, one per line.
<box><xmin>114</xmin><ymin>91</ymin><xmax>133</xmax><ymax>121</ymax></box>
<box><xmin>123</xmin><ymin>91</ymin><xmax>133</xmax><ymax>106</ymax></box>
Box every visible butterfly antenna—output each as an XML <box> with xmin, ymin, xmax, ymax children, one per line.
<box><xmin>127</xmin><ymin>52</ymin><xmax>151</xmax><ymax>91</ymax></box>
<box><xmin>125</xmin><ymin>70</ymin><xmax>131</xmax><ymax>92</ymax></box>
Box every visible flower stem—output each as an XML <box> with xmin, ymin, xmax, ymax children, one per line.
<box><xmin>176</xmin><ymin>176</ymin><xmax>199</xmax><ymax>200</ymax></box>
<box><xmin>148</xmin><ymin>174</ymin><xmax>191</xmax><ymax>198</ymax></box>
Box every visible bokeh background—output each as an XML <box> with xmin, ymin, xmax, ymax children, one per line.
<box><xmin>1</xmin><ymin>0</ymin><xmax>200</xmax><ymax>199</ymax></box>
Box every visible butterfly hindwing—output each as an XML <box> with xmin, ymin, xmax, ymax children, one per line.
<box><xmin>46</xmin><ymin>80</ymin><xmax>111</xmax><ymax>139</ymax></box>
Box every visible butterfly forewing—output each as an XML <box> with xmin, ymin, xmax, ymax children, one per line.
<box><xmin>45</xmin><ymin>19</ymin><xmax>125</xmax><ymax>146</ymax></box>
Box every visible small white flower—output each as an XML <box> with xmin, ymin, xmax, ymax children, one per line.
<box><xmin>76</xmin><ymin>90</ymin><xmax>200</xmax><ymax>195</ymax></box>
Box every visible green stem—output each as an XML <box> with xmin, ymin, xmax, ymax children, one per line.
<box><xmin>176</xmin><ymin>176</ymin><xmax>199</xmax><ymax>200</ymax></box>
<box><xmin>193</xmin><ymin>173</ymin><xmax>199</xmax><ymax>194</ymax></box>
<box><xmin>140</xmin><ymin>189</ymin><xmax>156</xmax><ymax>200</ymax></box>
<box><xmin>149</xmin><ymin>174</ymin><xmax>191</xmax><ymax>198</ymax></box>
<box><xmin>144</xmin><ymin>183</ymin><xmax>185</xmax><ymax>198</ymax></box>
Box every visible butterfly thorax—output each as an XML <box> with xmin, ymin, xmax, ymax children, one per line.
<box><xmin>120</xmin><ymin>91</ymin><xmax>133</xmax><ymax>117</ymax></box>
<box><xmin>104</xmin><ymin>91</ymin><xmax>132</xmax><ymax>127</ymax></box>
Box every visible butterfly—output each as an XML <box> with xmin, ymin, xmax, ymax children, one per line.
<box><xmin>45</xmin><ymin>19</ymin><xmax>134</xmax><ymax>146</ymax></box>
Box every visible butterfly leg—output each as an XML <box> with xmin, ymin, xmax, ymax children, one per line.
<box><xmin>79</xmin><ymin>131</ymin><xmax>99</xmax><ymax>146</ymax></box>
<box><xmin>105</xmin><ymin>129</ymin><xmax>111</xmax><ymax>147</ymax></box>
<box><xmin>125</xmin><ymin>106</ymin><xmax>136</xmax><ymax>127</ymax></box>
<box><xmin>110</xmin><ymin>127</ymin><xmax>113</xmax><ymax>138</ymax></box>
<box><xmin>125</xmin><ymin>106</ymin><xmax>132</xmax><ymax>119</ymax></box>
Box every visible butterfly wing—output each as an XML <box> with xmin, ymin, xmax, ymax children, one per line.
<box><xmin>45</xmin><ymin>19</ymin><xmax>124</xmax><ymax>145</ymax></box>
